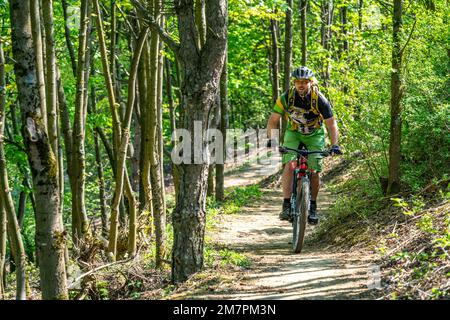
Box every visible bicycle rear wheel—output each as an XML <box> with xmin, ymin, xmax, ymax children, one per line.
<box><xmin>292</xmin><ymin>176</ymin><xmax>310</xmax><ymax>253</ymax></box>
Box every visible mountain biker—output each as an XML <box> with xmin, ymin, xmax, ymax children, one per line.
<box><xmin>266</xmin><ymin>66</ymin><xmax>342</xmax><ymax>224</ymax></box>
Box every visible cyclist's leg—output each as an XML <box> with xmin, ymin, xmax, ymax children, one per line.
<box><xmin>281</xmin><ymin>130</ymin><xmax>302</xmax><ymax>197</ymax></box>
<box><xmin>302</xmin><ymin>127</ymin><xmax>326</xmax><ymax>201</ymax></box>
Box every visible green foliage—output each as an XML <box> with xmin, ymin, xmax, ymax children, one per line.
<box><xmin>204</xmin><ymin>245</ymin><xmax>251</xmax><ymax>269</ymax></box>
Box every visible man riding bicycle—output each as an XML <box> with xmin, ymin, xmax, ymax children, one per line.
<box><xmin>266</xmin><ymin>66</ymin><xmax>342</xmax><ymax>224</ymax></box>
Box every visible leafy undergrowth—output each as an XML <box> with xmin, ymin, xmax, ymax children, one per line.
<box><xmin>310</xmin><ymin>155</ymin><xmax>450</xmax><ymax>300</ymax></box>
<box><xmin>76</xmin><ymin>184</ymin><xmax>260</xmax><ymax>300</ymax></box>
<box><xmin>2</xmin><ymin>183</ymin><xmax>262</xmax><ymax>300</ymax></box>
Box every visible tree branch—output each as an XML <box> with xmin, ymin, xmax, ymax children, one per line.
<box><xmin>115</xmin><ymin>3</ymin><xmax>139</xmax><ymax>40</ymax></box>
<box><xmin>130</xmin><ymin>0</ymin><xmax>180</xmax><ymax>56</ymax></box>
<box><xmin>400</xmin><ymin>17</ymin><xmax>417</xmax><ymax>56</ymax></box>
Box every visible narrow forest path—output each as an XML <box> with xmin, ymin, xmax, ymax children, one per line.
<box><xmin>197</xmin><ymin>188</ymin><xmax>374</xmax><ymax>299</ymax></box>
<box><xmin>169</xmin><ymin>152</ymin><xmax>377</xmax><ymax>300</ymax></box>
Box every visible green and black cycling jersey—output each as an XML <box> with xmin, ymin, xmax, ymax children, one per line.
<box><xmin>274</xmin><ymin>87</ymin><xmax>334</xmax><ymax>135</ymax></box>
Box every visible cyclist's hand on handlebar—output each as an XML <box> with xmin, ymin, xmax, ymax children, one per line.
<box><xmin>330</xmin><ymin>145</ymin><xmax>343</xmax><ymax>155</ymax></box>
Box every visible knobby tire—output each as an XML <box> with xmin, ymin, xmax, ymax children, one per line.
<box><xmin>292</xmin><ymin>176</ymin><xmax>310</xmax><ymax>253</ymax></box>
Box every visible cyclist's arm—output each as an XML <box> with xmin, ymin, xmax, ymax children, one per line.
<box><xmin>324</xmin><ymin>117</ymin><xmax>339</xmax><ymax>146</ymax></box>
<box><xmin>267</xmin><ymin>112</ymin><xmax>281</xmax><ymax>139</ymax></box>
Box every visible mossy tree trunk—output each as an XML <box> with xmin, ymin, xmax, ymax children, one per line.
<box><xmin>71</xmin><ymin>0</ymin><xmax>91</xmax><ymax>245</ymax></box>
<box><xmin>144</xmin><ymin>0</ymin><xmax>166</xmax><ymax>268</ymax></box>
<box><xmin>10</xmin><ymin>0</ymin><xmax>68</xmax><ymax>299</ymax></box>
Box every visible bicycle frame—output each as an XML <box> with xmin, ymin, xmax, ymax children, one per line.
<box><xmin>289</xmin><ymin>154</ymin><xmax>310</xmax><ymax>220</ymax></box>
<box><xmin>278</xmin><ymin>145</ymin><xmax>333</xmax><ymax>252</ymax></box>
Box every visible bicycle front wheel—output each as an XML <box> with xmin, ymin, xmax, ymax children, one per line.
<box><xmin>292</xmin><ymin>176</ymin><xmax>310</xmax><ymax>253</ymax></box>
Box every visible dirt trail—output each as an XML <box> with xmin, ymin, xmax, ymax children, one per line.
<box><xmin>188</xmin><ymin>152</ymin><xmax>377</xmax><ymax>300</ymax></box>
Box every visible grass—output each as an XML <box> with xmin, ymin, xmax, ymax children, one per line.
<box><xmin>311</xmin><ymin>155</ymin><xmax>450</xmax><ymax>300</ymax></box>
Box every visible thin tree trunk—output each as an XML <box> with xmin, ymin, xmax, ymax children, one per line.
<box><xmin>108</xmin><ymin>28</ymin><xmax>148</xmax><ymax>259</ymax></box>
<box><xmin>387</xmin><ymin>0</ymin><xmax>403</xmax><ymax>195</ymax></box>
<box><xmin>61</xmin><ymin>0</ymin><xmax>77</xmax><ymax>77</ymax></box>
<box><xmin>283</xmin><ymin>0</ymin><xmax>293</xmax><ymax>92</ymax></box>
<box><xmin>155</xmin><ymin>14</ymin><xmax>167</xmax><ymax>266</ymax></box>
<box><xmin>0</xmin><ymin>201</ymin><xmax>6</xmax><ymax>299</ymax></box>
<box><xmin>126</xmin><ymin>29</ymin><xmax>149</xmax><ymax>257</ymax></box>
<box><xmin>300</xmin><ymin>0</ymin><xmax>307</xmax><ymax>65</ymax></box>
<box><xmin>149</xmin><ymin>0</ymin><xmax>166</xmax><ymax>268</ymax></box>
<box><xmin>42</xmin><ymin>0</ymin><xmax>58</xmax><ymax>156</ymax></box>
<box><xmin>0</xmin><ymin>35</ymin><xmax>27</xmax><ymax>301</ymax></box>
<box><xmin>215</xmin><ymin>48</ymin><xmax>227</xmax><ymax>202</ymax></box>
<box><xmin>71</xmin><ymin>0</ymin><xmax>91</xmax><ymax>244</ymax></box>
<box><xmin>110</xmin><ymin>0</ymin><xmax>117</xmax><ymax>95</ymax></box>
<box><xmin>138</xmin><ymin>39</ymin><xmax>150</xmax><ymax>213</ymax></box>
<box><xmin>93</xmin><ymin>0</ymin><xmax>121</xmax><ymax>152</ymax></box>
<box><xmin>207</xmin><ymin>165</ymin><xmax>215</xmax><ymax>197</ymax></box>
<box><xmin>165</xmin><ymin>57</ymin><xmax>180</xmax><ymax>198</ymax></box>
<box><xmin>270</xmin><ymin>18</ymin><xmax>280</xmax><ymax>102</ymax></box>
<box><xmin>90</xmin><ymin>84</ymin><xmax>109</xmax><ymax>237</ymax></box>
<box><xmin>57</xmin><ymin>68</ymin><xmax>73</xmax><ymax>169</ymax></box>
<box><xmin>281</xmin><ymin>0</ymin><xmax>293</xmax><ymax>143</ymax></box>
<box><xmin>96</xmin><ymin>127</ymin><xmax>116</xmax><ymax>174</ymax></box>
<box><xmin>340</xmin><ymin>6</ymin><xmax>349</xmax><ymax>53</ymax></box>
<box><xmin>17</xmin><ymin>191</ymin><xmax>27</xmax><ymax>228</ymax></box>
<box><xmin>9</xmin><ymin>1</ymin><xmax>67</xmax><ymax>298</ymax></box>
<box><xmin>30</xmin><ymin>0</ymin><xmax>47</xmax><ymax>130</ymax></box>
<box><xmin>320</xmin><ymin>0</ymin><xmax>333</xmax><ymax>88</ymax></box>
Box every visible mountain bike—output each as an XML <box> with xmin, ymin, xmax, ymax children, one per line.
<box><xmin>278</xmin><ymin>145</ymin><xmax>332</xmax><ymax>253</ymax></box>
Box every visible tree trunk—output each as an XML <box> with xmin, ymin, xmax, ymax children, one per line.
<box><xmin>270</xmin><ymin>18</ymin><xmax>280</xmax><ymax>102</ymax></box>
<box><xmin>0</xmin><ymin>33</ymin><xmax>27</xmax><ymax>301</ymax></box>
<box><xmin>155</xmin><ymin>14</ymin><xmax>167</xmax><ymax>267</ymax></box>
<box><xmin>89</xmin><ymin>84</ymin><xmax>109</xmax><ymax>237</ymax></box>
<box><xmin>300</xmin><ymin>0</ymin><xmax>307</xmax><ymax>65</ymax></box>
<box><xmin>143</xmin><ymin>0</ymin><xmax>165</xmax><ymax>267</ymax></box>
<box><xmin>171</xmin><ymin>0</ymin><xmax>227</xmax><ymax>283</ymax></box>
<box><xmin>61</xmin><ymin>0</ymin><xmax>77</xmax><ymax>77</ymax></box>
<box><xmin>320</xmin><ymin>0</ymin><xmax>333</xmax><ymax>88</ymax></box>
<box><xmin>165</xmin><ymin>57</ymin><xmax>180</xmax><ymax>199</ymax></box>
<box><xmin>215</xmin><ymin>48</ymin><xmax>227</xmax><ymax>202</ymax></box>
<box><xmin>283</xmin><ymin>0</ymin><xmax>293</xmax><ymax>92</ymax></box>
<box><xmin>17</xmin><ymin>191</ymin><xmax>27</xmax><ymax>228</ymax></box>
<box><xmin>107</xmin><ymin>28</ymin><xmax>148</xmax><ymax>259</ymax></box>
<box><xmin>138</xmin><ymin>40</ymin><xmax>150</xmax><ymax>213</ymax></box>
<box><xmin>9</xmin><ymin>0</ymin><xmax>68</xmax><ymax>299</ymax></box>
<box><xmin>0</xmin><ymin>201</ymin><xmax>6</xmax><ymax>299</ymax></box>
<box><xmin>281</xmin><ymin>0</ymin><xmax>293</xmax><ymax>143</ymax></box>
<box><xmin>387</xmin><ymin>0</ymin><xmax>403</xmax><ymax>195</ymax></box>
<box><xmin>71</xmin><ymin>0</ymin><xmax>91</xmax><ymax>244</ymax></box>
<box><xmin>340</xmin><ymin>5</ymin><xmax>349</xmax><ymax>54</ymax></box>
<box><xmin>207</xmin><ymin>165</ymin><xmax>215</xmax><ymax>197</ymax></box>
<box><xmin>126</xmin><ymin>29</ymin><xmax>149</xmax><ymax>257</ymax></box>
<box><xmin>30</xmin><ymin>0</ymin><xmax>47</xmax><ymax>130</ymax></box>
<box><xmin>42</xmin><ymin>0</ymin><xmax>58</xmax><ymax>157</ymax></box>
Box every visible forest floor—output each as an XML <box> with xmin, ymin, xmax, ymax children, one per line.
<box><xmin>158</xmin><ymin>151</ymin><xmax>381</xmax><ymax>300</ymax></box>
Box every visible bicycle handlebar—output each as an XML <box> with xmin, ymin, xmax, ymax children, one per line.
<box><xmin>278</xmin><ymin>146</ymin><xmax>331</xmax><ymax>157</ymax></box>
